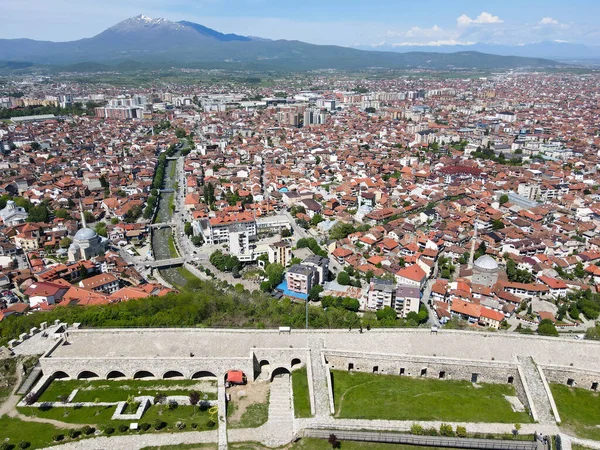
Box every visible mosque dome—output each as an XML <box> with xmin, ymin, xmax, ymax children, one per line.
<box><xmin>74</xmin><ymin>227</ymin><xmax>98</xmax><ymax>241</ymax></box>
<box><xmin>474</xmin><ymin>255</ymin><xmax>499</xmax><ymax>271</ymax></box>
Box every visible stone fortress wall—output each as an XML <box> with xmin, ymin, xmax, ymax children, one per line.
<box><xmin>37</xmin><ymin>327</ymin><xmax>600</xmax><ymax>398</ymax></box>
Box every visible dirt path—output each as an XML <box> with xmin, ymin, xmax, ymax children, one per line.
<box><xmin>0</xmin><ymin>362</ymin><xmax>81</xmax><ymax>429</ymax></box>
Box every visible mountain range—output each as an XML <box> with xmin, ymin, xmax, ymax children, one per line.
<box><xmin>0</xmin><ymin>15</ymin><xmax>563</xmax><ymax>71</ymax></box>
<box><xmin>354</xmin><ymin>41</ymin><xmax>600</xmax><ymax>61</ymax></box>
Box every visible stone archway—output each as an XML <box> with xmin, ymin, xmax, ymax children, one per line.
<box><xmin>291</xmin><ymin>358</ymin><xmax>302</xmax><ymax>369</ymax></box>
<box><xmin>270</xmin><ymin>367</ymin><xmax>290</xmax><ymax>381</ymax></box>
<box><xmin>191</xmin><ymin>371</ymin><xmax>217</xmax><ymax>379</ymax></box>
<box><xmin>52</xmin><ymin>371</ymin><xmax>69</xmax><ymax>380</ymax></box>
<box><xmin>133</xmin><ymin>370</ymin><xmax>155</xmax><ymax>379</ymax></box>
<box><xmin>77</xmin><ymin>370</ymin><xmax>100</xmax><ymax>380</ymax></box>
<box><xmin>106</xmin><ymin>370</ymin><xmax>126</xmax><ymax>380</ymax></box>
<box><xmin>163</xmin><ymin>370</ymin><xmax>185</xmax><ymax>379</ymax></box>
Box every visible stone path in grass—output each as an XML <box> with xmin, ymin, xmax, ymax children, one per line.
<box><xmin>38</xmin><ymin>430</ymin><xmax>218</xmax><ymax>450</ymax></box>
<box><xmin>518</xmin><ymin>356</ymin><xmax>555</xmax><ymax>424</ymax></box>
<box><xmin>0</xmin><ymin>367</ymin><xmax>81</xmax><ymax>429</ymax></box>
<box><xmin>561</xmin><ymin>434</ymin><xmax>600</xmax><ymax>450</ymax></box>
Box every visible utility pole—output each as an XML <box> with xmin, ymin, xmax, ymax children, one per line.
<box><xmin>305</xmin><ymin>299</ymin><xmax>309</xmax><ymax>329</ymax></box>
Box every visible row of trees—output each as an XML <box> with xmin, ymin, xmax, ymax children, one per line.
<box><xmin>296</xmin><ymin>238</ymin><xmax>327</xmax><ymax>258</ymax></box>
<box><xmin>209</xmin><ymin>250</ymin><xmax>241</xmax><ymax>276</ymax></box>
<box><xmin>0</xmin><ymin>280</ymin><xmax>424</xmax><ymax>347</ymax></box>
<box><xmin>0</xmin><ymin>102</ymin><xmax>104</xmax><ymax>119</ymax></box>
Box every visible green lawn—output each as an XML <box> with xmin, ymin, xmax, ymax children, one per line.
<box><xmin>572</xmin><ymin>445</ymin><xmax>594</xmax><ymax>450</ymax></box>
<box><xmin>0</xmin><ymin>415</ymin><xmax>66</xmax><ymax>449</ymax></box>
<box><xmin>291</xmin><ymin>366</ymin><xmax>312</xmax><ymax>418</ymax></box>
<box><xmin>37</xmin><ymin>379</ymin><xmax>217</xmax><ymax>403</ymax></box>
<box><xmin>331</xmin><ymin>370</ymin><xmax>532</xmax><ymax>423</ymax></box>
<box><xmin>18</xmin><ymin>404</ymin><xmax>217</xmax><ymax>431</ymax></box>
<box><xmin>551</xmin><ymin>383</ymin><xmax>600</xmax><ymax>440</ymax></box>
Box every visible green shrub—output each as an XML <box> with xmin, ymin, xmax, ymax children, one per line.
<box><xmin>206</xmin><ymin>419</ymin><xmax>216</xmax><ymax>428</ymax></box>
<box><xmin>140</xmin><ymin>422</ymin><xmax>151</xmax><ymax>431</ymax></box>
<box><xmin>118</xmin><ymin>425</ymin><xmax>128</xmax><ymax>433</ymax></box>
<box><xmin>410</xmin><ymin>423</ymin><xmax>424</xmax><ymax>435</ymax></box>
<box><xmin>426</xmin><ymin>427</ymin><xmax>438</xmax><ymax>436</ymax></box>
<box><xmin>19</xmin><ymin>442</ymin><xmax>30</xmax><ymax>449</ymax></box>
<box><xmin>53</xmin><ymin>434</ymin><xmax>64</xmax><ymax>442</ymax></box>
<box><xmin>0</xmin><ymin>443</ymin><xmax>12</xmax><ymax>450</ymax></box>
<box><xmin>68</xmin><ymin>429</ymin><xmax>79</xmax><ymax>439</ymax></box>
<box><xmin>456</xmin><ymin>426</ymin><xmax>467</xmax><ymax>437</ymax></box>
<box><xmin>439</xmin><ymin>423</ymin><xmax>455</xmax><ymax>437</ymax></box>
<box><xmin>154</xmin><ymin>419</ymin><xmax>165</xmax><ymax>430</ymax></box>
<box><xmin>176</xmin><ymin>421</ymin><xmax>186</xmax><ymax>430</ymax></box>
<box><xmin>80</xmin><ymin>425</ymin><xmax>93</xmax><ymax>436</ymax></box>
<box><xmin>191</xmin><ymin>422</ymin><xmax>198</xmax><ymax>429</ymax></box>
<box><xmin>104</xmin><ymin>427</ymin><xmax>115</xmax><ymax>435</ymax></box>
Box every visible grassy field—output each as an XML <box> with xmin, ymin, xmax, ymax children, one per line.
<box><xmin>228</xmin><ymin>396</ymin><xmax>269</xmax><ymax>429</ymax></box>
<box><xmin>0</xmin><ymin>415</ymin><xmax>66</xmax><ymax>449</ymax></box>
<box><xmin>331</xmin><ymin>371</ymin><xmax>532</xmax><ymax>423</ymax></box>
<box><xmin>18</xmin><ymin>403</ymin><xmax>216</xmax><ymax>431</ymax></box>
<box><xmin>572</xmin><ymin>445</ymin><xmax>594</xmax><ymax>450</ymax></box>
<box><xmin>291</xmin><ymin>366</ymin><xmax>311</xmax><ymax>418</ymax></box>
<box><xmin>551</xmin><ymin>383</ymin><xmax>600</xmax><ymax>441</ymax></box>
<box><xmin>37</xmin><ymin>379</ymin><xmax>217</xmax><ymax>403</ymax></box>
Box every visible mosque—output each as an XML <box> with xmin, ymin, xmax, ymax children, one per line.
<box><xmin>67</xmin><ymin>202</ymin><xmax>105</xmax><ymax>262</ymax></box>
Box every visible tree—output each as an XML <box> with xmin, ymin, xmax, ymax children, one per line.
<box><xmin>191</xmin><ymin>235</ymin><xmax>204</xmax><ymax>247</ymax></box>
<box><xmin>329</xmin><ymin>222</ymin><xmax>356</xmax><ymax>241</ymax></box>
<box><xmin>79</xmin><ymin>265</ymin><xmax>88</xmax><ymax>280</ymax></box>
<box><xmin>328</xmin><ymin>434</ymin><xmax>340</xmax><ymax>449</ymax></box>
<box><xmin>203</xmin><ymin>182</ymin><xmax>215</xmax><ymax>205</ymax></box>
<box><xmin>376</xmin><ymin>306</ymin><xmax>397</xmax><ymax>322</ymax></box>
<box><xmin>310</xmin><ymin>214</ymin><xmax>324</xmax><ymax>226</ymax></box>
<box><xmin>492</xmin><ymin>219</ymin><xmax>505</xmax><ymax>230</ymax></box>
<box><xmin>24</xmin><ymin>392</ymin><xmax>38</xmax><ymax>417</ymax></box>
<box><xmin>189</xmin><ymin>391</ymin><xmax>200</xmax><ymax>415</ymax></box>
<box><xmin>337</xmin><ymin>271</ymin><xmax>350</xmax><ymax>286</ymax></box>
<box><xmin>266</xmin><ymin>263</ymin><xmax>285</xmax><ymax>289</ymax></box>
<box><xmin>499</xmin><ymin>194</ymin><xmax>509</xmax><ymax>205</ymax></box>
<box><xmin>83</xmin><ymin>210</ymin><xmax>96</xmax><ymax>224</ymax></box>
<box><xmin>175</xmin><ymin>128</ymin><xmax>187</xmax><ymax>138</ymax></box>
<box><xmin>57</xmin><ymin>394</ymin><xmax>69</xmax><ymax>417</ymax></box>
<box><xmin>309</xmin><ymin>285</ymin><xmax>324</xmax><ymax>301</ymax></box>
<box><xmin>537</xmin><ymin>319</ymin><xmax>558</xmax><ymax>337</ymax></box>
<box><xmin>184</xmin><ymin>222</ymin><xmax>193</xmax><ymax>237</ymax></box>
<box><xmin>54</xmin><ymin>209</ymin><xmax>69</xmax><ymax>219</ymax></box>
<box><xmin>59</xmin><ymin>237</ymin><xmax>72</xmax><ymax>248</ymax></box>
<box><xmin>27</xmin><ymin>204</ymin><xmax>49</xmax><ymax>223</ymax></box>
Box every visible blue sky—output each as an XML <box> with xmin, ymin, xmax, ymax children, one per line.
<box><xmin>2</xmin><ymin>0</ymin><xmax>600</xmax><ymax>46</ymax></box>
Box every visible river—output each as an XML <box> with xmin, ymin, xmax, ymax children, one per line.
<box><xmin>151</xmin><ymin>155</ymin><xmax>197</xmax><ymax>290</ymax></box>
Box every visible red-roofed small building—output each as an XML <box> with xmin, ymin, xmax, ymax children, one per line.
<box><xmin>395</xmin><ymin>264</ymin><xmax>428</xmax><ymax>290</ymax></box>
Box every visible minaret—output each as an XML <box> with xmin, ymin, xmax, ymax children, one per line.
<box><xmin>468</xmin><ymin>222</ymin><xmax>479</xmax><ymax>269</ymax></box>
<box><xmin>79</xmin><ymin>199</ymin><xmax>87</xmax><ymax>229</ymax></box>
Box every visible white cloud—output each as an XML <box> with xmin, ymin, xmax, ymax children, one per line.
<box><xmin>457</xmin><ymin>12</ymin><xmax>503</xmax><ymax>27</ymax></box>
<box><xmin>387</xmin><ymin>25</ymin><xmax>444</xmax><ymax>39</ymax></box>
<box><xmin>391</xmin><ymin>40</ymin><xmax>475</xmax><ymax>47</ymax></box>
<box><xmin>540</xmin><ymin>17</ymin><xmax>559</xmax><ymax>25</ymax></box>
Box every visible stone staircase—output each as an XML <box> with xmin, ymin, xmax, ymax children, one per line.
<box><xmin>308</xmin><ymin>342</ymin><xmax>331</xmax><ymax>418</ymax></box>
<box><xmin>262</xmin><ymin>373</ymin><xmax>294</xmax><ymax>447</ymax></box>
<box><xmin>17</xmin><ymin>365</ymin><xmax>42</xmax><ymax>395</ymax></box>
<box><xmin>518</xmin><ymin>356</ymin><xmax>555</xmax><ymax>424</ymax></box>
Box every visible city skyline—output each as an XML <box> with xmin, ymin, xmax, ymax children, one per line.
<box><xmin>2</xmin><ymin>0</ymin><xmax>600</xmax><ymax>48</ymax></box>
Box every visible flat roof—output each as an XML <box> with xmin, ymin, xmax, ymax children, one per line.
<box><xmin>46</xmin><ymin>328</ymin><xmax>600</xmax><ymax>372</ymax></box>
